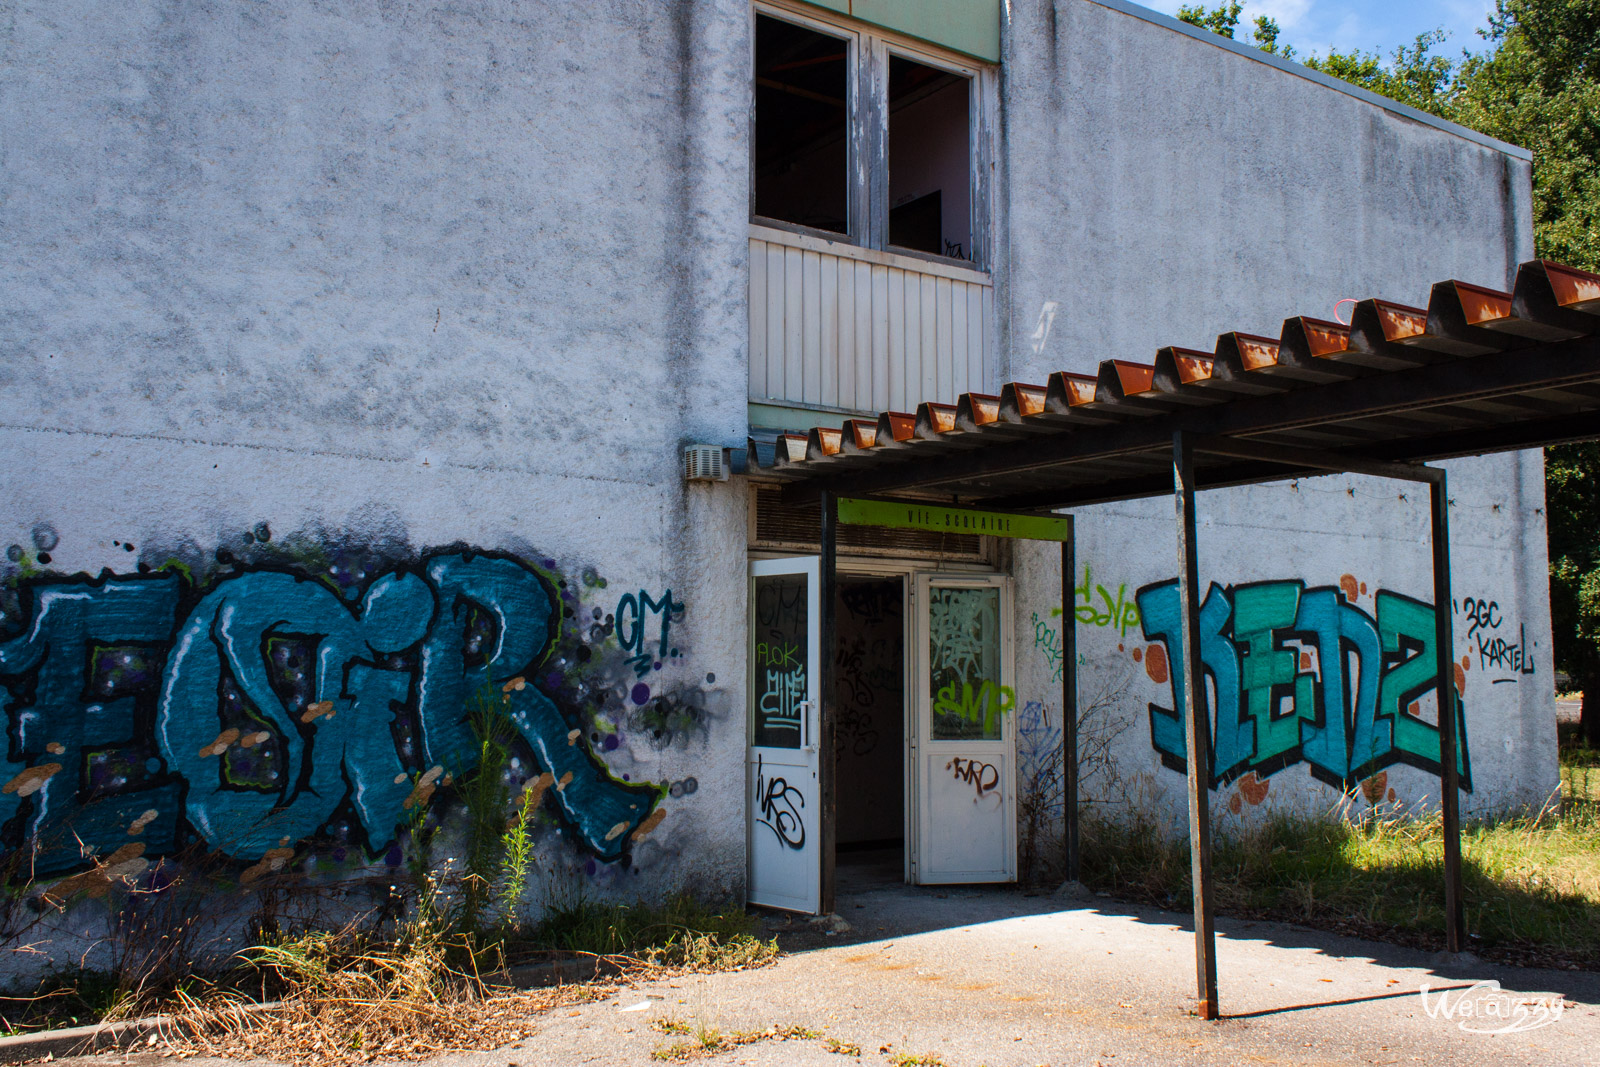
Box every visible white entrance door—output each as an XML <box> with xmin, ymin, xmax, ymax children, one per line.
<box><xmin>911</xmin><ymin>573</ymin><xmax>1016</xmax><ymax>884</ymax></box>
<box><xmin>747</xmin><ymin>557</ymin><xmax>822</xmax><ymax>913</ymax></box>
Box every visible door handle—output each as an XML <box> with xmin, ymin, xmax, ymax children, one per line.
<box><xmin>798</xmin><ymin>699</ymin><xmax>816</xmax><ymax>753</ymax></box>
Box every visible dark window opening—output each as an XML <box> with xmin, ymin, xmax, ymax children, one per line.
<box><xmin>755</xmin><ymin>14</ymin><xmax>849</xmax><ymax>235</ymax></box>
<box><xmin>888</xmin><ymin>55</ymin><xmax>971</xmax><ymax>259</ymax></box>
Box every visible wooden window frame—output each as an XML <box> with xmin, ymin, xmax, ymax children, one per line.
<box><xmin>751</xmin><ymin>0</ymin><xmax>995</xmax><ymax>273</ymax></box>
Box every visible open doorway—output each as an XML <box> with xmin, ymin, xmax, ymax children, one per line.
<box><xmin>832</xmin><ymin>576</ymin><xmax>906</xmax><ymax>885</ymax></box>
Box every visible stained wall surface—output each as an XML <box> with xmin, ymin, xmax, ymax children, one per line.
<box><xmin>0</xmin><ymin>0</ymin><xmax>1557</xmax><ymax>954</ymax></box>
<box><xmin>0</xmin><ymin>0</ymin><xmax>757</xmax><ymax>966</ymax></box>
<box><xmin>999</xmin><ymin>0</ymin><xmax>1555</xmax><ymax>852</ymax></box>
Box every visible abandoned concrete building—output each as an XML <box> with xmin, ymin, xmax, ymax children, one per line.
<box><xmin>0</xmin><ymin>0</ymin><xmax>1563</xmax><ymax>956</ymax></box>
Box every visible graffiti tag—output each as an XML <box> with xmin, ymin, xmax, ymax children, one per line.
<box><xmin>754</xmin><ymin>754</ymin><xmax>806</xmax><ymax>850</ymax></box>
<box><xmin>1052</xmin><ymin>564</ymin><xmax>1141</xmax><ymax>637</ymax></box>
<box><xmin>616</xmin><ymin>589</ymin><xmax>685</xmax><ymax>678</ymax></box>
<box><xmin>932</xmin><ymin>680</ymin><xmax>1016</xmax><ymax>735</ymax></box>
<box><xmin>945</xmin><ymin>756</ymin><xmax>1000</xmax><ymax>800</ymax></box>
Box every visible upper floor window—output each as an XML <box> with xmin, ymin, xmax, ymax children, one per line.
<box><xmin>752</xmin><ymin>6</ymin><xmax>987</xmax><ymax>269</ymax></box>
<box><xmin>754</xmin><ymin>15</ymin><xmax>850</xmax><ymax>236</ymax></box>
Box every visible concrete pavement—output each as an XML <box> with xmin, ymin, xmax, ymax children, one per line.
<box><xmin>47</xmin><ymin>857</ymin><xmax>1600</xmax><ymax>1067</ymax></box>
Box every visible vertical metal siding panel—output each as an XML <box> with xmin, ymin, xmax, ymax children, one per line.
<box><xmin>802</xmin><ymin>250</ymin><xmax>823</xmax><ymax>404</ymax></box>
<box><xmin>936</xmin><ymin>276</ymin><xmax>955</xmax><ymax>403</ymax></box>
<box><xmin>887</xmin><ymin>266</ymin><xmax>905</xmax><ymax>413</ymax></box>
<box><xmin>767</xmin><ymin>244</ymin><xmax>788</xmax><ymax>399</ymax></box>
<box><xmin>783</xmin><ymin>246</ymin><xmax>804</xmax><ymax>401</ymax></box>
<box><xmin>967</xmin><ymin>284</ymin><xmax>984</xmax><ymax>394</ymax></box>
<box><xmin>950</xmin><ymin>280</ymin><xmax>968</xmax><ymax>400</ymax></box>
<box><xmin>919</xmin><ymin>273</ymin><xmax>937</xmax><ymax>404</ymax></box>
<box><xmin>899</xmin><ymin>269</ymin><xmax>918</xmax><ymax>410</ymax></box>
<box><xmin>749</xmin><ymin>239</ymin><xmax>767</xmax><ymax>399</ymax></box>
<box><xmin>981</xmin><ymin>285</ymin><xmax>996</xmax><ymax>392</ymax></box>
<box><xmin>869</xmin><ymin>265</ymin><xmax>887</xmax><ymax>411</ymax></box>
<box><xmin>820</xmin><ymin>253</ymin><xmax>839</xmax><ymax>409</ymax></box>
<box><xmin>835</xmin><ymin>258</ymin><xmax>856</xmax><ymax>411</ymax></box>
<box><xmin>857</xmin><ymin>265</ymin><xmax>883</xmax><ymax>412</ymax></box>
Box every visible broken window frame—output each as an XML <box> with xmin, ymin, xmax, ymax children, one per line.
<box><xmin>750</xmin><ymin>1</ymin><xmax>993</xmax><ymax>272</ymax></box>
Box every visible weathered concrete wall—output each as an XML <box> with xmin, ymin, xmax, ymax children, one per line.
<box><xmin>0</xmin><ymin>0</ymin><xmax>1559</xmax><ymax>951</ymax></box>
<box><xmin>0</xmin><ymin>0</ymin><xmax>755</xmax><ymax>969</ymax></box>
<box><xmin>1000</xmin><ymin>0</ymin><xmax>1555</xmax><ymax>856</ymax></box>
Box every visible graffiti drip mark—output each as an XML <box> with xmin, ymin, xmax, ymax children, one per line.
<box><xmin>754</xmin><ymin>755</ymin><xmax>806</xmax><ymax>850</ymax></box>
<box><xmin>946</xmin><ymin>756</ymin><xmax>1000</xmax><ymax>800</ymax></box>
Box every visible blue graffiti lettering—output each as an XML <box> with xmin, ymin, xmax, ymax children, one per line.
<box><xmin>0</xmin><ymin>553</ymin><xmax>659</xmax><ymax>873</ymax></box>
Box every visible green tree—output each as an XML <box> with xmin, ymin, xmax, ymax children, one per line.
<box><xmin>1302</xmin><ymin>30</ymin><xmax>1459</xmax><ymax>113</ymax></box>
<box><xmin>1455</xmin><ymin>0</ymin><xmax>1600</xmax><ymax>742</ymax></box>
<box><xmin>1177</xmin><ymin>1</ymin><xmax>1296</xmax><ymax>57</ymax></box>
<box><xmin>1547</xmin><ymin>444</ymin><xmax>1600</xmax><ymax>742</ymax></box>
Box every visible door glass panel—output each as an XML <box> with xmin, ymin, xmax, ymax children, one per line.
<box><xmin>753</xmin><ymin>574</ymin><xmax>808</xmax><ymax>748</ymax></box>
<box><xmin>928</xmin><ymin>586</ymin><xmax>1005</xmax><ymax>740</ymax></box>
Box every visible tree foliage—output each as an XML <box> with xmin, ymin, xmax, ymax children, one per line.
<box><xmin>1180</xmin><ymin>0</ymin><xmax>1600</xmax><ymax>741</ymax></box>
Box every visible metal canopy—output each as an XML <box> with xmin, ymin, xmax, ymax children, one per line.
<box><xmin>749</xmin><ymin>259</ymin><xmax>1600</xmax><ymax>511</ymax></box>
<box><xmin>756</xmin><ymin>258</ymin><xmax>1600</xmax><ymax>1021</ymax></box>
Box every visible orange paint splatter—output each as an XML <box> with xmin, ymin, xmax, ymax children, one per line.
<box><xmin>1299</xmin><ymin>652</ymin><xmax>1312</xmax><ymax>670</ymax></box>
<box><xmin>241</xmin><ymin>847</ymin><xmax>296</xmax><ymax>885</ymax></box>
<box><xmin>1144</xmin><ymin>645</ymin><xmax>1169</xmax><ymax>684</ymax></box>
<box><xmin>1339</xmin><ymin>574</ymin><xmax>1359</xmax><ymax>602</ymax></box>
<box><xmin>1132</xmin><ymin>648</ymin><xmax>1143</xmax><ymax>663</ymax></box>
<box><xmin>1360</xmin><ymin>771</ymin><xmax>1388</xmax><ymax>804</ymax></box>
<box><xmin>1453</xmin><ymin>664</ymin><xmax>1466</xmax><ymax>693</ymax></box>
<box><xmin>631</xmin><ymin>808</ymin><xmax>668</xmax><ymax>841</ymax></box>
<box><xmin>300</xmin><ymin>700</ymin><xmax>334</xmax><ymax>723</ymax></box>
<box><xmin>1238</xmin><ymin>771</ymin><xmax>1269</xmax><ymax>806</ymax></box>
<box><xmin>43</xmin><ymin>843</ymin><xmax>147</xmax><ymax>903</ymax></box>
<box><xmin>1408</xmin><ymin>701</ymin><xmax>1421</xmax><ymax>717</ymax></box>
<box><xmin>4</xmin><ymin>763</ymin><xmax>62</xmax><ymax>798</ymax></box>
<box><xmin>1460</xmin><ymin>655</ymin><xmax>1471</xmax><ymax>671</ymax></box>
<box><xmin>1228</xmin><ymin>793</ymin><xmax>1243</xmax><ymax>815</ymax></box>
<box><xmin>1360</xmin><ymin>582</ymin><xmax>1367</xmax><ymax>595</ymax></box>
<box><xmin>1387</xmin><ymin>788</ymin><xmax>1397</xmax><ymax>803</ymax></box>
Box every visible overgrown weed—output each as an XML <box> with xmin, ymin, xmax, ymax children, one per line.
<box><xmin>1081</xmin><ymin>737</ymin><xmax>1600</xmax><ymax>967</ymax></box>
<box><xmin>650</xmin><ymin>1018</ymin><xmax>820</xmax><ymax>1062</ymax></box>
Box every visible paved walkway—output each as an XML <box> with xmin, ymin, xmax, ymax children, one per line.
<box><xmin>53</xmin><ymin>858</ymin><xmax>1600</xmax><ymax>1067</ymax></box>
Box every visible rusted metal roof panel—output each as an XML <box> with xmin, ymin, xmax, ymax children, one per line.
<box><xmin>745</xmin><ymin>260</ymin><xmax>1600</xmax><ymax>510</ymax></box>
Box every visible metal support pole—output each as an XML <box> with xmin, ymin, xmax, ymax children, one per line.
<box><xmin>1430</xmin><ymin>475</ymin><xmax>1466</xmax><ymax>952</ymax></box>
<box><xmin>819</xmin><ymin>490</ymin><xmax>839</xmax><ymax>917</ymax></box>
<box><xmin>1061</xmin><ymin>520</ymin><xmax>1079</xmax><ymax>883</ymax></box>
<box><xmin>1174</xmin><ymin>433</ymin><xmax>1219</xmax><ymax>1019</ymax></box>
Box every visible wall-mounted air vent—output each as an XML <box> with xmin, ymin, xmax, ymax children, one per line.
<box><xmin>683</xmin><ymin>445</ymin><xmax>729</xmax><ymax>482</ymax></box>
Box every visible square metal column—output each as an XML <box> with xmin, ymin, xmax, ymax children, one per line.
<box><xmin>1173</xmin><ymin>433</ymin><xmax>1219</xmax><ymax>1019</ymax></box>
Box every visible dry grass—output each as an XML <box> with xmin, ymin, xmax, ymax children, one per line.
<box><xmin>649</xmin><ymin>1018</ymin><xmax>821</xmax><ymax>1062</ymax></box>
<box><xmin>164</xmin><ymin>926</ymin><xmax>612</xmax><ymax>1064</ymax></box>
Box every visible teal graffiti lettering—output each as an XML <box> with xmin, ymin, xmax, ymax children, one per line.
<box><xmin>1135</xmin><ymin>577</ymin><xmax>1470</xmax><ymax>790</ymax></box>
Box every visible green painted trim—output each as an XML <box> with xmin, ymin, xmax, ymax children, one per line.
<box><xmin>748</xmin><ymin>402</ymin><xmax>868</xmax><ymax>432</ymax></box>
<box><xmin>796</xmin><ymin>0</ymin><xmax>1000</xmax><ymax>63</ymax></box>
<box><xmin>839</xmin><ymin>498</ymin><xmax>1070</xmax><ymax>541</ymax></box>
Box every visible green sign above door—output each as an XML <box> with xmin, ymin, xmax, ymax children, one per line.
<box><xmin>837</xmin><ymin>498</ymin><xmax>1070</xmax><ymax>541</ymax></box>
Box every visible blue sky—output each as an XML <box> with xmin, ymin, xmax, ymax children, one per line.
<box><xmin>1138</xmin><ymin>0</ymin><xmax>1500</xmax><ymax>64</ymax></box>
